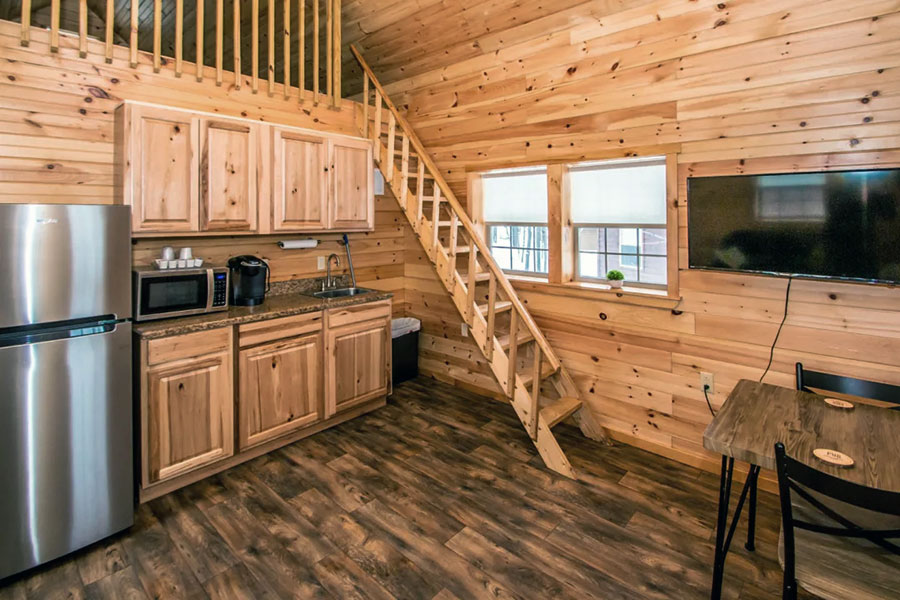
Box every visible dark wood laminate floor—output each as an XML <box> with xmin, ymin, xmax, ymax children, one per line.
<box><xmin>0</xmin><ymin>377</ymin><xmax>817</xmax><ymax>600</ymax></box>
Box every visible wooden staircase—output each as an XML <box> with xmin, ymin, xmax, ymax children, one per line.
<box><xmin>350</xmin><ymin>46</ymin><xmax>610</xmax><ymax>479</ymax></box>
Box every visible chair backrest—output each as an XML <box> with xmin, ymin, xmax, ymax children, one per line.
<box><xmin>795</xmin><ymin>362</ymin><xmax>900</xmax><ymax>407</ymax></box>
<box><xmin>774</xmin><ymin>441</ymin><xmax>900</xmax><ymax>575</ymax></box>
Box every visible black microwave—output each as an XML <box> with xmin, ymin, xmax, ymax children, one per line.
<box><xmin>133</xmin><ymin>267</ymin><xmax>229</xmax><ymax>322</ymax></box>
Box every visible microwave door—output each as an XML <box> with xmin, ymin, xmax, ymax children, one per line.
<box><xmin>137</xmin><ymin>273</ymin><xmax>210</xmax><ymax>321</ymax></box>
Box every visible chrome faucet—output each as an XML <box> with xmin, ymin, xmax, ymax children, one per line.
<box><xmin>325</xmin><ymin>253</ymin><xmax>341</xmax><ymax>290</ymax></box>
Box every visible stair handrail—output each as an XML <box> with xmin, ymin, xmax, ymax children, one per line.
<box><xmin>350</xmin><ymin>44</ymin><xmax>560</xmax><ymax>372</ymax></box>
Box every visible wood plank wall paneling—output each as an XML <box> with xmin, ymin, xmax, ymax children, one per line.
<box><xmin>0</xmin><ymin>20</ymin><xmax>406</xmax><ymax>311</ymax></box>
<box><xmin>387</xmin><ymin>0</ymin><xmax>900</xmax><ymax>480</ymax></box>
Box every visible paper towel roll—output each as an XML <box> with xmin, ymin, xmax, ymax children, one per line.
<box><xmin>278</xmin><ymin>239</ymin><xmax>318</xmax><ymax>249</ymax></box>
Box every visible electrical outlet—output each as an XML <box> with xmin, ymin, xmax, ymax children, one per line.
<box><xmin>461</xmin><ymin>323</ymin><xmax>468</xmax><ymax>337</ymax></box>
<box><xmin>700</xmin><ymin>372</ymin><xmax>715</xmax><ymax>395</ymax></box>
<box><xmin>317</xmin><ymin>256</ymin><xmax>326</xmax><ymax>270</ymax></box>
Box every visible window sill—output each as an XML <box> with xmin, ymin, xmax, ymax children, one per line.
<box><xmin>505</xmin><ymin>275</ymin><xmax>682</xmax><ymax>310</ymax></box>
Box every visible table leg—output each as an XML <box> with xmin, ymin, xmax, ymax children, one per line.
<box><xmin>745</xmin><ymin>465</ymin><xmax>759</xmax><ymax>552</ymax></box>
<box><xmin>710</xmin><ymin>455</ymin><xmax>734</xmax><ymax>600</ymax></box>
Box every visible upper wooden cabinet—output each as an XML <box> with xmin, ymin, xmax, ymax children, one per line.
<box><xmin>330</xmin><ymin>137</ymin><xmax>375</xmax><ymax>231</ymax></box>
<box><xmin>200</xmin><ymin>119</ymin><xmax>260</xmax><ymax>232</ymax></box>
<box><xmin>271</xmin><ymin>128</ymin><xmax>329</xmax><ymax>231</ymax></box>
<box><xmin>119</xmin><ymin>104</ymin><xmax>199</xmax><ymax>233</ymax></box>
<box><xmin>117</xmin><ymin>102</ymin><xmax>373</xmax><ymax>236</ymax></box>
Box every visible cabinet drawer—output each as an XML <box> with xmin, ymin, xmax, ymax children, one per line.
<box><xmin>147</xmin><ymin>327</ymin><xmax>232</xmax><ymax>366</ymax></box>
<box><xmin>325</xmin><ymin>300</ymin><xmax>391</xmax><ymax>328</ymax></box>
<box><xmin>238</xmin><ymin>311</ymin><xmax>324</xmax><ymax>348</ymax></box>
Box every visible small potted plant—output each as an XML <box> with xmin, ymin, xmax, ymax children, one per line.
<box><xmin>606</xmin><ymin>269</ymin><xmax>625</xmax><ymax>289</ymax></box>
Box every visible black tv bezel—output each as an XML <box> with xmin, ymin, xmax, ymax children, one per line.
<box><xmin>686</xmin><ymin>168</ymin><xmax>900</xmax><ymax>287</ymax></box>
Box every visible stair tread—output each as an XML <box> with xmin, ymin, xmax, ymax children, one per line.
<box><xmin>541</xmin><ymin>397</ymin><xmax>583</xmax><ymax>429</ymax></box>
<box><xmin>478</xmin><ymin>300</ymin><xmax>512</xmax><ymax>315</ymax></box>
<box><xmin>520</xmin><ymin>362</ymin><xmax>558</xmax><ymax>388</ymax></box>
<box><xmin>459</xmin><ymin>271</ymin><xmax>490</xmax><ymax>284</ymax></box>
<box><xmin>498</xmin><ymin>330</ymin><xmax>533</xmax><ymax>350</ymax></box>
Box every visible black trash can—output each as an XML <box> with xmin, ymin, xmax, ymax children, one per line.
<box><xmin>391</xmin><ymin>317</ymin><xmax>421</xmax><ymax>385</ymax></box>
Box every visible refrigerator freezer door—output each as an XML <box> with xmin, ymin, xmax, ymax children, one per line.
<box><xmin>0</xmin><ymin>321</ymin><xmax>133</xmax><ymax>580</ymax></box>
<box><xmin>0</xmin><ymin>204</ymin><xmax>132</xmax><ymax>329</ymax></box>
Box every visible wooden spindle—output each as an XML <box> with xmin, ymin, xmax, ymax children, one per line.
<box><xmin>129</xmin><ymin>0</ymin><xmax>137</xmax><ymax>66</ymax></box>
<box><xmin>399</xmin><ymin>135</ymin><xmax>409</xmax><ymax>210</ymax></box>
<box><xmin>78</xmin><ymin>0</ymin><xmax>87</xmax><ymax>57</ymax></box>
<box><xmin>416</xmin><ymin>161</ymin><xmax>425</xmax><ymax>223</ymax></box>
<box><xmin>298</xmin><ymin>0</ymin><xmax>305</xmax><ymax>100</ymax></box>
<box><xmin>385</xmin><ymin>112</ymin><xmax>396</xmax><ymax>180</ymax></box>
<box><xmin>431</xmin><ymin>185</ymin><xmax>441</xmax><ymax>251</ymax></box>
<box><xmin>21</xmin><ymin>0</ymin><xmax>31</xmax><ymax>46</ymax></box>
<box><xmin>326</xmin><ymin>0</ymin><xmax>332</xmax><ymax>102</ymax></box>
<box><xmin>216</xmin><ymin>0</ymin><xmax>223</xmax><ymax>85</ymax></box>
<box><xmin>486</xmin><ymin>273</ymin><xmax>497</xmax><ymax>361</ymax></box>
<box><xmin>333</xmin><ymin>0</ymin><xmax>341</xmax><ymax>106</ymax></box>
<box><xmin>530</xmin><ymin>346</ymin><xmax>541</xmax><ymax>439</ymax></box>
<box><xmin>105</xmin><ymin>0</ymin><xmax>114</xmax><ymax>62</ymax></box>
<box><xmin>283</xmin><ymin>0</ymin><xmax>290</xmax><ymax>97</ymax></box>
<box><xmin>313</xmin><ymin>0</ymin><xmax>319</xmax><ymax>103</ymax></box>
<box><xmin>175</xmin><ymin>0</ymin><xmax>184</xmax><ymax>76</ymax></box>
<box><xmin>466</xmin><ymin>240</ymin><xmax>477</xmax><ymax>321</ymax></box>
<box><xmin>362</xmin><ymin>76</ymin><xmax>369</xmax><ymax>136</ymax></box>
<box><xmin>196</xmin><ymin>0</ymin><xmax>204</xmax><ymax>80</ymax></box>
<box><xmin>448</xmin><ymin>213</ymin><xmax>459</xmax><ymax>265</ymax></box>
<box><xmin>507</xmin><ymin>310</ymin><xmax>518</xmax><ymax>397</ymax></box>
<box><xmin>50</xmin><ymin>0</ymin><xmax>60</xmax><ymax>51</ymax></box>
<box><xmin>252</xmin><ymin>0</ymin><xmax>259</xmax><ymax>92</ymax></box>
<box><xmin>267</xmin><ymin>0</ymin><xmax>275</xmax><ymax>95</ymax></box>
<box><xmin>372</xmin><ymin>90</ymin><xmax>382</xmax><ymax>147</ymax></box>
<box><xmin>233</xmin><ymin>0</ymin><xmax>240</xmax><ymax>88</ymax></box>
<box><xmin>153</xmin><ymin>0</ymin><xmax>162</xmax><ymax>72</ymax></box>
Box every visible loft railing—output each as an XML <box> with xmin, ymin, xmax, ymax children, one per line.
<box><xmin>11</xmin><ymin>0</ymin><xmax>342</xmax><ymax>106</ymax></box>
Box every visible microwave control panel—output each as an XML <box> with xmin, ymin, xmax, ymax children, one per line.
<box><xmin>212</xmin><ymin>271</ymin><xmax>228</xmax><ymax>307</ymax></box>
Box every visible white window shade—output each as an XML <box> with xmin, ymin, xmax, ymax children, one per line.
<box><xmin>483</xmin><ymin>170</ymin><xmax>548</xmax><ymax>223</ymax></box>
<box><xmin>571</xmin><ymin>159</ymin><xmax>666</xmax><ymax>224</ymax></box>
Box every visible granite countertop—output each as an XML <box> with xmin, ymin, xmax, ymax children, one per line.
<box><xmin>133</xmin><ymin>276</ymin><xmax>393</xmax><ymax>339</ymax></box>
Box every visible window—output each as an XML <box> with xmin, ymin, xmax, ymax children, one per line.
<box><xmin>571</xmin><ymin>157</ymin><xmax>668</xmax><ymax>286</ymax></box>
<box><xmin>483</xmin><ymin>167</ymin><xmax>549</xmax><ymax>275</ymax></box>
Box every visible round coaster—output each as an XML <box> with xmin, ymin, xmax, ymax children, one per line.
<box><xmin>813</xmin><ymin>448</ymin><xmax>854</xmax><ymax>468</ymax></box>
<box><xmin>824</xmin><ymin>397</ymin><xmax>855</xmax><ymax>409</ymax></box>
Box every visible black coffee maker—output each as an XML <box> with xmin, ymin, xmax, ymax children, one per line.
<box><xmin>227</xmin><ymin>255</ymin><xmax>270</xmax><ymax>306</ymax></box>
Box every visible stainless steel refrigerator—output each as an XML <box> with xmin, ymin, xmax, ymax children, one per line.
<box><xmin>0</xmin><ymin>204</ymin><xmax>134</xmax><ymax>580</ymax></box>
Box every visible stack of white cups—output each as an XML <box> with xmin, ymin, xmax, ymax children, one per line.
<box><xmin>154</xmin><ymin>246</ymin><xmax>204</xmax><ymax>269</ymax></box>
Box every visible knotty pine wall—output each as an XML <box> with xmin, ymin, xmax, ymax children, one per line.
<box><xmin>386</xmin><ymin>0</ymin><xmax>900</xmax><ymax>477</ymax></box>
<box><xmin>0</xmin><ymin>20</ymin><xmax>407</xmax><ymax>308</ymax></box>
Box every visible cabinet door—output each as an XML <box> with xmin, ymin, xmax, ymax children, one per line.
<box><xmin>200</xmin><ymin>119</ymin><xmax>259</xmax><ymax>232</ymax></box>
<box><xmin>238</xmin><ymin>333</ymin><xmax>322</xmax><ymax>450</ymax></box>
<box><xmin>272</xmin><ymin>128</ymin><xmax>328</xmax><ymax>231</ymax></box>
<box><xmin>129</xmin><ymin>105</ymin><xmax>199</xmax><ymax>233</ymax></box>
<box><xmin>325</xmin><ymin>319</ymin><xmax>388</xmax><ymax>417</ymax></box>
<box><xmin>329</xmin><ymin>137</ymin><xmax>374</xmax><ymax>231</ymax></box>
<box><xmin>145</xmin><ymin>349</ymin><xmax>234</xmax><ymax>484</ymax></box>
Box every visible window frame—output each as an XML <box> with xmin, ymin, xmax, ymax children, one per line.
<box><xmin>573</xmin><ymin>223</ymin><xmax>668</xmax><ymax>289</ymax></box>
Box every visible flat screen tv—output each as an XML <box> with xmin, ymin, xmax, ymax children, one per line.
<box><xmin>688</xmin><ymin>169</ymin><xmax>900</xmax><ymax>284</ymax></box>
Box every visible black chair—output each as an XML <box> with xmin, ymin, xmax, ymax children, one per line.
<box><xmin>774</xmin><ymin>442</ymin><xmax>900</xmax><ymax>600</ymax></box>
<box><xmin>795</xmin><ymin>362</ymin><xmax>900</xmax><ymax>409</ymax></box>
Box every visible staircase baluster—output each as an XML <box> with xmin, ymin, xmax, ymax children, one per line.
<box><xmin>252</xmin><ymin>0</ymin><xmax>259</xmax><ymax>92</ymax></box>
<box><xmin>400</xmin><ymin>135</ymin><xmax>410</xmax><ymax>210</ymax></box>
<box><xmin>153</xmin><ymin>0</ymin><xmax>161</xmax><ymax>72</ymax></box>
<box><xmin>216</xmin><ymin>0</ymin><xmax>223</xmax><ymax>84</ymax></box>
<box><xmin>431</xmin><ymin>185</ymin><xmax>441</xmax><ymax>253</ymax></box>
<box><xmin>485</xmin><ymin>273</ymin><xmax>497</xmax><ymax>361</ymax></box>
<box><xmin>128</xmin><ymin>0</ymin><xmax>135</xmax><ymax>64</ymax></box>
<box><xmin>21</xmin><ymin>0</ymin><xmax>31</xmax><ymax>45</ymax></box>
<box><xmin>386</xmin><ymin>113</ymin><xmax>396</xmax><ymax>180</ymax></box>
<box><xmin>507</xmin><ymin>310</ymin><xmax>518</xmax><ymax>398</ymax></box>
<box><xmin>78</xmin><ymin>0</ymin><xmax>87</xmax><ymax>57</ymax></box>
<box><xmin>362</xmin><ymin>76</ymin><xmax>369</xmax><ymax>137</ymax></box>
<box><xmin>530</xmin><ymin>345</ymin><xmax>542</xmax><ymax>439</ymax></box>
<box><xmin>105</xmin><ymin>0</ymin><xmax>114</xmax><ymax>62</ymax></box>
<box><xmin>373</xmin><ymin>91</ymin><xmax>382</xmax><ymax>147</ymax></box>
<box><xmin>176</xmin><ymin>0</ymin><xmax>184</xmax><ymax>75</ymax></box>
<box><xmin>231</xmin><ymin>0</ymin><xmax>239</xmax><ymax>86</ymax></box>
<box><xmin>196</xmin><ymin>0</ymin><xmax>204</xmax><ymax>79</ymax></box>
<box><xmin>447</xmin><ymin>213</ymin><xmax>459</xmax><ymax>284</ymax></box>
<box><xmin>466</xmin><ymin>239</ymin><xmax>478</xmax><ymax>322</ymax></box>
<box><xmin>415</xmin><ymin>161</ymin><xmax>425</xmax><ymax>225</ymax></box>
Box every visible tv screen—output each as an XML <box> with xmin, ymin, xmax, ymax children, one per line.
<box><xmin>688</xmin><ymin>169</ymin><xmax>900</xmax><ymax>284</ymax></box>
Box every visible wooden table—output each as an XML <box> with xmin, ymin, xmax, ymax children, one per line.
<box><xmin>702</xmin><ymin>379</ymin><xmax>900</xmax><ymax>599</ymax></box>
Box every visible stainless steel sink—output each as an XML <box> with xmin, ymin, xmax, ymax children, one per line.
<box><xmin>310</xmin><ymin>287</ymin><xmax>375</xmax><ymax>299</ymax></box>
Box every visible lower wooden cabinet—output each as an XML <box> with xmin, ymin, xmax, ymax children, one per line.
<box><xmin>137</xmin><ymin>299</ymin><xmax>391</xmax><ymax>501</ymax></box>
<box><xmin>140</xmin><ymin>328</ymin><xmax>234</xmax><ymax>487</ymax></box>
<box><xmin>238</xmin><ymin>313</ymin><xmax>324</xmax><ymax>450</ymax></box>
<box><xmin>325</xmin><ymin>300</ymin><xmax>392</xmax><ymax>418</ymax></box>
